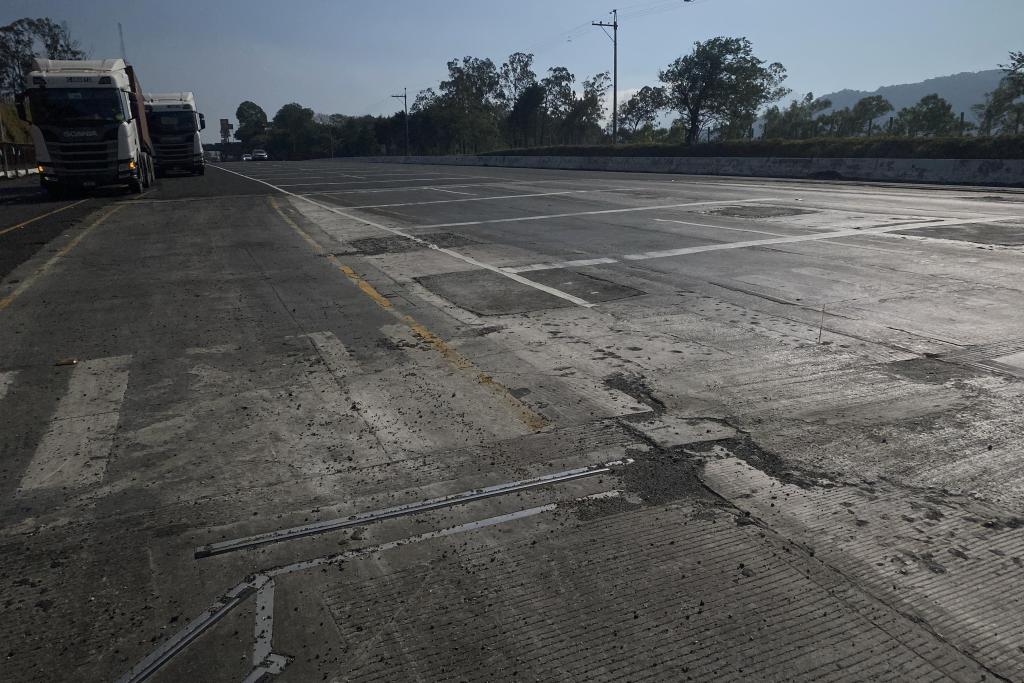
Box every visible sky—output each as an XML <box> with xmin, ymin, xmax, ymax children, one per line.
<box><xmin>4</xmin><ymin>0</ymin><xmax>1022</xmax><ymax>135</ymax></box>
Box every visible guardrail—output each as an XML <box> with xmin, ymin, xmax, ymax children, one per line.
<box><xmin>0</xmin><ymin>143</ymin><xmax>37</xmax><ymax>179</ymax></box>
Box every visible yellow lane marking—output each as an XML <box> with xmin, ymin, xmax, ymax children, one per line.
<box><xmin>0</xmin><ymin>203</ymin><xmax>124</xmax><ymax>312</ymax></box>
<box><xmin>337</xmin><ymin>263</ymin><xmax>393</xmax><ymax>309</ymax></box>
<box><xmin>0</xmin><ymin>198</ymin><xmax>89</xmax><ymax>237</ymax></box>
<box><xmin>268</xmin><ymin>196</ymin><xmax>547</xmax><ymax>431</ymax></box>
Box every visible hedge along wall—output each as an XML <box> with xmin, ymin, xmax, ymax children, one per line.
<box><xmin>363</xmin><ymin>155</ymin><xmax>1024</xmax><ymax>186</ymax></box>
<box><xmin>480</xmin><ymin>136</ymin><xmax>1024</xmax><ymax>160</ymax></box>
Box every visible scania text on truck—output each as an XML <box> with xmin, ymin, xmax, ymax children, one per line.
<box><xmin>144</xmin><ymin>92</ymin><xmax>206</xmax><ymax>176</ymax></box>
<box><xmin>16</xmin><ymin>58</ymin><xmax>155</xmax><ymax>197</ymax></box>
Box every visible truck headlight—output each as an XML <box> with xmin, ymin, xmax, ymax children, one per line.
<box><xmin>128</xmin><ymin>159</ymin><xmax>137</xmax><ymax>170</ymax></box>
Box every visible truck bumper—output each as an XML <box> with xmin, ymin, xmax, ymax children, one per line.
<box><xmin>39</xmin><ymin>164</ymin><xmax>140</xmax><ymax>189</ymax></box>
<box><xmin>154</xmin><ymin>154</ymin><xmax>205</xmax><ymax>173</ymax></box>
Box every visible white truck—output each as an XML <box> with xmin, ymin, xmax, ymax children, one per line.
<box><xmin>144</xmin><ymin>92</ymin><xmax>206</xmax><ymax>176</ymax></box>
<box><xmin>17</xmin><ymin>58</ymin><xmax>155</xmax><ymax>197</ymax></box>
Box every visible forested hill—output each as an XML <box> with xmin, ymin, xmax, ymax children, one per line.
<box><xmin>819</xmin><ymin>70</ymin><xmax>1004</xmax><ymax>122</ymax></box>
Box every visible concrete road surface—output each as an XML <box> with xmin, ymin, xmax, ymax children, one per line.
<box><xmin>2</xmin><ymin>161</ymin><xmax>1024</xmax><ymax>682</ymax></box>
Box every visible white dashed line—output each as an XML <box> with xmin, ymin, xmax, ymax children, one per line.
<box><xmin>504</xmin><ymin>216</ymin><xmax>1009</xmax><ymax>273</ymax></box>
<box><xmin>339</xmin><ymin>186</ymin><xmax>637</xmax><ymax>209</ymax></box>
<box><xmin>18</xmin><ymin>355</ymin><xmax>132</xmax><ymax>492</ymax></box>
<box><xmin>653</xmin><ymin>218</ymin><xmax>791</xmax><ymax>238</ymax></box>
<box><xmin>427</xmin><ymin>187</ymin><xmax>477</xmax><ymax>195</ymax></box>
<box><xmin>413</xmin><ymin>197</ymin><xmax>780</xmax><ymax>229</ymax></box>
<box><xmin>274</xmin><ymin>176</ymin><xmax>481</xmax><ymax>187</ymax></box>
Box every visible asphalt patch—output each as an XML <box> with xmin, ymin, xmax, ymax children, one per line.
<box><xmin>526</xmin><ymin>269</ymin><xmax>644</xmax><ymax>302</ymax></box>
<box><xmin>705</xmin><ymin>205</ymin><xmax>817</xmax><ymax>219</ymax></box>
<box><xmin>350</xmin><ymin>231</ymin><xmax>480</xmax><ymax>255</ymax></box>
<box><xmin>895</xmin><ymin>221</ymin><xmax>1024</xmax><ymax>246</ymax></box>
<box><xmin>885</xmin><ymin>357</ymin><xmax>983</xmax><ymax>384</ymax></box>
<box><xmin>605</xmin><ymin>373</ymin><xmax>665</xmax><ymax>414</ymax></box>
<box><xmin>416</xmin><ymin>268</ymin><xmax>642</xmax><ymax>315</ymax></box>
<box><xmin>614</xmin><ymin>451</ymin><xmax>720</xmax><ymax>506</ymax></box>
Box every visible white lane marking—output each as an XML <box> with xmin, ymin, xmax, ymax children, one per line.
<box><xmin>504</xmin><ymin>216</ymin><xmax>1010</xmax><ymax>273</ymax></box>
<box><xmin>210</xmin><ymin>165</ymin><xmax>595</xmax><ymax>308</ymax></box>
<box><xmin>0</xmin><ymin>370</ymin><xmax>15</xmax><ymax>401</ymax></box>
<box><xmin>508</xmin><ymin>257</ymin><xmax>619</xmax><ymax>273</ymax></box>
<box><xmin>653</xmin><ymin>218</ymin><xmax>791</xmax><ymax>238</ymax></box>
<box><xmin>428</xmin><ymin>187</ymin><xmax>477</xmax><ymax>196</ymax></box>
<box><xmin>340</xmin><ymin>186</ymin><xmax>637</xmax><ymax>210</ymax></box>
<box><xmin>275</xmin><ymin>176</ymin><xmax>482</xmax><ymax>187</ymax></box>
<box><xmin>620</xmin><ymin>217</ymin><xmax>971</xmax><ymax>261</ymax></box>
<box><xmin>240</xmin><ymin>172</ymin><xmax>452</xmax><ymax>181</ymax></box>
<box><xmin>303</xmin><ymin>331</ymin><xmax>358</xmax><ymax>377</ymax></box>
<box><xmin>301</xmin><ymin>179</ymin><xmax>548</xmax><ymax>196</ymax></box>
<box><xmin>245</xmin><ymin>580</ymin><xmax>288</xmax><ymax>681</ymax></box>
<box><xmin>18</xmin><ymin>355</ymin><xmax>131</xmax><ymax>492</ymax></box>
<box><xmin>413</xmin><ymin>197</ymin><xmax>781</xmax><ymax>229</ymax></box>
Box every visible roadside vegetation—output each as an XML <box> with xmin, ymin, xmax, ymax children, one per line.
<box><xmin>231</xmin><ymin>43</ymin><xmax>1023</xmax><ymax>159</ymax></box>
<box><xmin>3</xmin><ymin>16</ymin><xmax>1021</xmax><ymax>160</ymax></box>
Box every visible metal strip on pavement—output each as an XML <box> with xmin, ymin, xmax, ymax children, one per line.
<box><xmin>194</xmin><ymin>459</ymin><xmax>629</xmax><ymax>558</ymax></box>
<box><xmin>114</xmin><ymin>578</ymin><xmax>264</xmax><ymax>683</ymax></box>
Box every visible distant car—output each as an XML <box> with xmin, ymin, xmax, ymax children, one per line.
<box><xmin>252</xmin><ymin>149</ymin><xmax>269</xmax><ymax>161</ymax></box>
<box><xmin>241</xmin><ymin>153</ymin><xmax>252</xmax><ymax>161</ymax></box>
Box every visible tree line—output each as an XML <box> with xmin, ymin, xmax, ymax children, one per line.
<box><xmin>2</xmin><ymin>16</ymin><xmax>1020</xmax><ymax>158</ymax></box>
<box><xmin>236</xmin><ymin>41</ymin><xmax>1023</xmax><ymax>159</ymax></box>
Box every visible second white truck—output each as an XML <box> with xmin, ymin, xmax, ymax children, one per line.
<box><xmin>144</xmin><ymin>92</ymin><xmax>205</xmax><ymax>176</ymax></box>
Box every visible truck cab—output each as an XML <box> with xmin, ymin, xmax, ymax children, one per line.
<box><xmin>144</xmin><ymin>92</ymin><xmax>205</xmax><ymax>176</ymax></box>
<box><xmin>18</xmin><ymin>58</ymin><xmax>155</xmax><ymax>197</ymax></box>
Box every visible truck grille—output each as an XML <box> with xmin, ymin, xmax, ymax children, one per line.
<box><xmin>154</xmin><ymin>141</ymin><xmax>194</xmax><ymax>163</ymax></box>
<box><xmin>48</xmin><ymin>140</ymin><xmax>118</xmax><ymax>173</ymax></box>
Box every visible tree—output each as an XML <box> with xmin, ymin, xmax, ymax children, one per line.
<box><xmin>234</xmin><ymin>100</ymin><xmax>268</xmax><ymax>144</ymax></box>
<box><xmin>270</xmin><ymin>102</ymin><xmax>316</xmax><ymax>158</ymax></box>
<box><xmin>0</xmin><ymin>18</ymin><xmax>85</xmax><ymax>97</ymax></box>
<box><xmin>499</xmin><ymin>52</ymin><xmax>537</xmax><ymax>106</ymax></box>
<box><xmin>509</xmin><ymin>83</ymin><xmax>546</xmax><ymax>147</ymax></box>
<box><xmin>561</xmin><ymin>72</ymin><xmax>610</xmax><ymax>144</ymax></box>
<box><xmin>438</xmin><ymin>56</ymin><xmax>502</xmax><ymax>153</ymax></box>
<box><xmin>849</xmin><ymin>95</ymin><xmax>893</xmax><ymax>135</ymax></box>
<box><xmin>892</xmin><ymin>94</ymin><xmax>960</xmax><ymax>137</ymax></box>
<box><xmin>975</xmin><ymin>50</ymin><xmax>1024</xmax><ymax>135</ymax></box>
<box><xmin>540</xmin><ymin>66</ymin><xmax>576</xmax><ymax>144</ymax></box>
<box><xmin>618</xmin><ymin>86</ymin><xmax>667</xmax><ymax>138</ymax></box>
<box><xmin>762</xmin><ymin>92</ymin><xmax>831</xmax><ymax>139</ymax></box>
<box><xmin>659</xmin><ymin>37</ymin><xmax>788</xmax><ymax>144</ymax></box>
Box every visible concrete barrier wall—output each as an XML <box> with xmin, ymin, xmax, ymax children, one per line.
<box><xmin>363</xmin><ymin>155</ymin><xmax>1024</xmax><ymax>186</ymax></box>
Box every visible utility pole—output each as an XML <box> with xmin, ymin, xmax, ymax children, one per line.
<box><xmin>592</xmin><ymin>10</ymin><xmax>618</xmax><ymax>143</ymax></box>
<box><xmin>391</xmin><ymin>88</ymin><xmax>409</xmax><ymax>156</ymax></box>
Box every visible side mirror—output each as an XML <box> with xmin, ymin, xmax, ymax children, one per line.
<box><xmin>199</xmin><ymin>113</ymin><xmax>206</xmax><ymax>130</ymax></box>
<box><xmin>15</xmin><ymin>93</ymin><xmax>27</xmax><ymax>121</ymax></box>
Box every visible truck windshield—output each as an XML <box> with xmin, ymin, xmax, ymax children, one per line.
<box><xmin>148</xmin><ymin>110</ymin><xmax>197</xmax><ymax>133</ymax></box>
<box><xmin>27</xmin><ymin>88</ymin><xmax>125</xmax><ymax>126</ymax></box>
